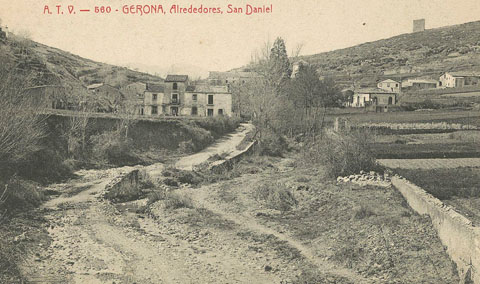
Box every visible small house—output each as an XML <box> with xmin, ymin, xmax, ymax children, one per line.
<box><xmin>439</xmin><ymin>72</ymin><xmax>480</xmax><ymax>88</ymax></box>
<box><xmin>351</xmin><ymin>88</ymin><xmax>396</xmax><ymax>112</ymax></box>
<box><xmin>402</xmin><ymin>78</ymin><xmax>438</xmax><ymax>90</ymax></box>
<box><xmin>377</xmin><ymin>79</ymin><xmax>401</xmax><ymax>93</ymax></box>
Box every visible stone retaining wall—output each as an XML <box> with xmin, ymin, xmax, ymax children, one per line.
<box><xmin>209</xmin><ymin>140</ymin><xmax>257</xmax><ymax>173</ymax></box>
<box><xmin>392</xmin><ymin>177</ymin><xmax>480</xmax><ymax>283</ymax></box>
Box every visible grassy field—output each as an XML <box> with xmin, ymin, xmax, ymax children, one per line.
<box><xmin>393</xmin><ymin>168</ymin><xmax>480</xmax><ymax>227</ymax></box>
<box><xmin>326</xmin><ymin>109</ymin><xmax>480</xmax><ymax>159</ymax></box>
<box><xmin>147</xmin><ymin>155</ymin><xmax>460</xmax><ymax>283</ymax></box>
<box><xmin>326</xmin><ymin>109</ymin><xmax>480</xmax><ymax>126</ymax></box>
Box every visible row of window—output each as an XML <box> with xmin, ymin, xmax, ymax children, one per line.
<box><xmin>150</xmin><ymin>93</ymin><xmax>214</xmax><ymax>104</ymax></box>
<box><xmin>150</xmin><ymin>106</ymin><xmax>223</xmax><ymax>116</ymax></box>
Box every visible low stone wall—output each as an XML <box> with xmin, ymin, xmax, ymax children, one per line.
<box><xmin>209</xmin><ymin>140</ymin><xmax>257</xmax><ymax>173</ymax></box>
<box><xmin>392</xmin><ymin>177</ymin><xmax>480</xmax><ymax>283</ymax></box>
<box><xmin>104</xmin><ymin>169</ymin><xmax>140</xmax><ymax>202</ymax></box>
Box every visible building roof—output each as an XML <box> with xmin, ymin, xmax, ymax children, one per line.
<box><xmin>379</xmin><ymin>79</ymin><xmax>400</xmax><ymax>84</ymax></box>
<box><xmin>186</xmin><ymin>84</ymin><xmax>230</xmax><ymax>94</ymax></box>
<box><xmin>208</xmin><ymin>71</ymin><xmax>260</xmax><ymax>79</ymax></box>
<box><xmin>165</xmin><ymin>75</ymin><xmax>189</xmax><ymax>82</ymax></box>
<box><xmin>355</xmin><ymin>88</ymin><xmax>396</xmax><ymax>94</ymax></box>
<box><xmin>405</xmin><ymin>79</ymin><xmax>438</xmax><ymax>84</ymax></box>
<box><xmin>447</xmin><ymin>71</ymin><xmax>480</xmax><ymax>78</ymax></box>
<box><xmin>146</xmin><ymin>84</ymin><xmax>164</xmax><ymax>92</ymax></box>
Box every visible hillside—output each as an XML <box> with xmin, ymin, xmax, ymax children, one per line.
<box><xmin>0</xmin><ymin>33</ymin><xmax>164</xmax><ymax>96</ymax></box>
<box><xmin>299</xmin><ymin>20</ymin><xmax>480</xmax><ymax>87</ymax></box>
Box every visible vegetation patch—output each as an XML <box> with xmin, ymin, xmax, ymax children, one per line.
<box><xmin>253</xmin><ymin>182</ymin><xmax>298</xmax><ymax>211</ymax></box>
<box><xmin>394</xmin><ymin>168</ymin><xmax>480</xmax><ymax>200</ymax></box>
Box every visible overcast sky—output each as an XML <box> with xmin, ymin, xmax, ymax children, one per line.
<box><xmin>1</xmin><ymin>0</ymin><xmax>480</xmax><ymax>75</ymax></box>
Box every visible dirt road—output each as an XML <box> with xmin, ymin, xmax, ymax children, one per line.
<box><xmin>21</xmin><ymin>124</ymin><xmax>288</xmax><ymax>284</ymax></box>
<box><xmin>175</xmin><ymin>123</ymin><xmax>254</xmax><ymax>171</ymax></box>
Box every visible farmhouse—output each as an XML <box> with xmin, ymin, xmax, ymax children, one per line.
<box><xmin>439</xmin><ymin>72</ymin><xmax>480</xmax><ymax>88</ymax></box>
<box><xmin>142</xmin><ymin>75</ymin><xmax>232</xmax><ymax>117</ymax></box>
<box><xmin>350</xmin><ymin>88</ymin><xmax>396</xmax><ymax>112</ymax></box>
<box><xmin>402</xmin><ymin>78</ymin><xmax>438</xmax><ymax>90</ymax></box>
<box><xmin>87</xmin><ymin>83</ymin><xmax>124</xmax><ymax>113</ymax></box>
<box><xmin>377</xmin><ymin>79</ymin><xmax>401</xmax><ymax>93</ymax></box>
<box><xmin>185</xmin><ymin>85</ymin><xmax>232</xmax><ymax>117</ymax></box>
<box><xmin>143</xmin><ymin>84</ymin><xmax>165</xmax><ymax>116</ymax></box>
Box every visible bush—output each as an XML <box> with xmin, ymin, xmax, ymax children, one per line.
<box><xmin>310</xmin><ymin>129</ymin><xmax>378</xmax><ymax>178</ymax></box>
<box><xmin>253</xmin><ymin>182</ymin><xmax>297</xmax><ymax>211</ymax></box>
<box><xmin>257</xmin><ymin>129</ymin><xmax>288</xmax><ymax>157</ymax></box>
<box><xmin>0</xmin><ymin>176</ymin><xmax>45</xmax><ymax>214</ymax></box>
<box><xmin>90</xmin><ymin>130</ymin><xmax>138</xmax><ymax>166</ymax></box>
<box><xmin>164</xmin><ymin>192</ymin><xmax>194</xmax><ymax>210</ymax></box>
<box><xmin>194</xmin><ymin>116</ymin><xmax>241</xmax><ymax>138</ymax></box>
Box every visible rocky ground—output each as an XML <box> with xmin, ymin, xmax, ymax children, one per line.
<box><xmin>15</xmin><ymin>153</ymin><xmax>460</xmax><ymax>283</ymax></box>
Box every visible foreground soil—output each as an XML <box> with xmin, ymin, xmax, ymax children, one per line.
<box><xmin>13</xmin><ymin>154</ymin><xmax>459</xmax><ymax>283</ymax></box>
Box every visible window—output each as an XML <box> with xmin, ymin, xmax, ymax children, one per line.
<box><xmin>192</xmin><ymin>94</ymin><xmax>197</xmax><ymax>101</ymax></box>
<box><xmin>172</xmin><ymin>94</ymin><xmax>178</xmax><ymax>103</ymax></box>
<box><xmin>173</xmin><ymin>83</ymin><xmax>178</xmax><ymax>90</ymax></box>
<box><xmin>218</xmin><ymin>109</ymin><xmax>224</xmax><ymax>115</ymax></box>
<box><xmin>171</xmin><ymin>107</ymin><xmax>178</xmax><ymax>116</ymax></box>
<box><xmin>395</xmin><ymin>84</ymin><xmax>399</xmax><ymax>87</ymax></box>
<box><xmin>387</xmin><ymin>83</ymin><xmax>390</xmax><ymax>87</ymax></box>
<box><xmin>208</xmin><ymin>94</ymin><xmax>214</xmax><ymax>105</ymax></box>
<box><xmin>152</xmin><ymin>94</ymin><xmax>157</xmax><ymax>101</ymax></box>
<box><xmin>207</xmin><ymin>109</ymin><xmax>214</xmax><ymax>116</ymax></box>
<box><xmin>152</xmin><ymin>106</ymin><xmax>158</xmax><ymax>115</ymax></box>
<box><xmin>388</xmin><ymin>97</ymin><xmax>393</xmax><ymax>105</ymax></box>
<box><xmin>191</xmin><ymin>107</ymin><xmax>198</xmax><ymax>116</ymax></box>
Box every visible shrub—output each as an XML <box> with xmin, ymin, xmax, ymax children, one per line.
<box><xmin>164</xmin><ymin>192</ymin><xmax>194</xmax><ymax>210</ymax></box>
<box><xmin>0</xmin><ymin>176</ymin><xmax>45</xmax><ymax>214</ymax></box>
<box><xmin>90</xmin><ymin>130</ymin><xmax>138</xmax><ymax>166</ymax></box>
<box><xmin>257</xmin><ymin>129</ymin><xmax>288</xmax><ymax>157</ymax></box>
<box><xmin>253</xmin><ymin>182</ymin><xmax>297</xmax><ymax>211</ymax></box>
<box><xmin>309</xmin><ymin>129</ymin><xmax>378</xmax><ymax>178</ymax></box>
<box><xmin>353</xmin><ymin>205</ymin><xmax>376</xmax><ymax>219</ymax></box>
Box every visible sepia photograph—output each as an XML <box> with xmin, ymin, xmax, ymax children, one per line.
<box><xmin>1</xmin><ymin>0</ymin><xmax>480</xmax><ymax>283</ymax></box>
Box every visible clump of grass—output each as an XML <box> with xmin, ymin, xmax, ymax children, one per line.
<box><xmin>353</xmin><ymin>205</ymin><xmax>376</xmax><ymax>219</ymax></box>
<box><xmin>253</xmin><ymin>182</ymin><xmax>298</xmax><ymax>211</ymax></box>
<box><xmin>161</xmin><ymin>167</ymin><xmax>202</xmax><ymax>186</ymax></box>
<box><xmin>164</xmin><ymin>192</ymin><xmax>194</xmax><ymax>210</ymax></box>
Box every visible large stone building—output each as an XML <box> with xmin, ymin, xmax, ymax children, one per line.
<box><xmin>439</xmin><ymin>72</ymin><xmax>480</xmax><ymax>88</ymax></box>
<box><xmin>142</xmin><ymin>75</ymin><xmax>232</xmax><ymax>117</ymax></box>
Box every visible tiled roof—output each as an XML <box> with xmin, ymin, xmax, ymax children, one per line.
<box><xmin>379</xmin><ymin>79</ymin><xmax>400</xmax><ymax>84</ymax></box>
<box><xmin>165</xmin><ymin>75</ymin><xmax>188</xmax><ymax>82</ymax></box>
<box><xmin>146</xmin><ymin>84</ymin><xmax>164</xmax><ymax>92</ymax></box>
<box><xmin>355</xmin><ymin>88</ymin><xmax>396</xmax><ymax>94</ymax></box>
<box><xmin>448</xmin><ymin>71</ymin><xmax>480</xmax><ymax>78</ymax></box>
<box><xmin>186</xmin><ymin>84</ymin><xmax>230</xmax><ymax>93</ymax></box>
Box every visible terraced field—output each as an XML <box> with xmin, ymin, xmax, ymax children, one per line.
<box><xmin>378</xmin><ymin>158</ymin><xmax>480</xmax><ymax>169</ymax></box>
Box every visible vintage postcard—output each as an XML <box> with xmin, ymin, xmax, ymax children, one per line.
<box><xmin>1</xmin><ymin>0</ymin><xmax>480</xmax><ymax>283</ymax></box>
